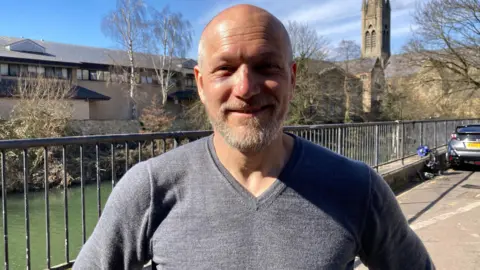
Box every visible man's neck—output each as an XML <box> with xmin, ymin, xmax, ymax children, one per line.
<box><xmin>213</xmin><ymin>132</ymin><xmax>294</xmax><ymax>197</ymax></box>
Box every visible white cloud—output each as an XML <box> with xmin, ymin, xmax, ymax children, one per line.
<box><xmin>283</xmin><ymin>0</ymin><xmax>359</xmax><ymax>24</ymax></box>
<box><xmin>392</xmin><ymin>24</ymin><xmax>418</xmax><ymax>37</ymax></box>
<box><xmin>317</xmin><ymin>21</ymin><xmax>359</xmax><ymax>36</ymax></box>
<box><xmin>190</xmin><ymin>0</ymin><xmax>424</xmax><ymax>58</ymax></box>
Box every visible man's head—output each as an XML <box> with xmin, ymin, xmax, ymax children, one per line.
<box><xmin>194</xmin><ymin>4</ymin><xmax>296</xmax><ymax>153</ymax></box>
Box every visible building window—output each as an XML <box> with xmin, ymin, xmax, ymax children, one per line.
<box><xmin>45</xmin><ymin>67</ymin><xmax>54</xmax><ymax>78</ymax></box>
<box><xmin>371</xmin><ymin>31</ymin><xmax>376</xmax><ymax>48</ymax></box>
<box><xmin>54</xmin><ymin>68</ymin><xmax>63</xmax><ymax>78</ymax></box>
<box><xmin>185</xmin><ymin>77</ymin><xmax>195</xmax><ymax>87</ymax></box>
<box><xmin>147</xmin><ymin>76</ymin><xmax>152</xmax><ymax>84</ymax></box>
<box><xmin>28</xmin><ymin>66</ymin><xmax>37</xmax><ymax>76</ymax></box>
<box><xmin>77</xmin><ymin>69</ymin><xmax>82</xmax><ymax>80</ymax></box>
<box><xmin>0</xmin><ymin>64</ymin><xmax>8</xmax><ymax>76</ymax></box>
<box><xmin>82</xmin><ymin>70</ymin><xmax>89</xmax><ymax>80</ymax></box>
<box><xmin>37</xmin><ymin>66</ymin><xmax>45</xmax><ymax>76</ymax></box>
<box><xmin>141</xmin><ymin>76</ymin><xmax>147</xmax><ymax>84</ymax></box>
<box><xmin>97</xmin><ymin>71</ymin><xmax>104</xmax><ymax>81</ymax></box>
<box><xmin>104</xmin><ymin>71</ymin><xmax>111</xmax><ymax>82</ymax></box>
<box><xmin>365</xmin><ymin>32</ymin><xmax>371</xmax><ymax>51</ymax></box>
<box><xmin>20</xmin><ymin>65</ymin><xmax>28</xmax><ymax>76</ymax></box>
<box><xmin>9</xmin><ymin>65</ymin><xmax>19</xmax><ymax>76</ymax></box>
<box><xmin>90</xmin><ymin>70</ymin><xmax>98</xmax><ymax>81</ymax></box>
<box><xmin>62</xmin><ymin>68</ymin><xmax>68</xmax><ymax>79</ymax></box>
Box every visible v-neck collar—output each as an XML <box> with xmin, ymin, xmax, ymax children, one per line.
<box><xmin>206</xmin><ymin>133</ymin><xmax>302</xmax><ymax>210</ymax></box>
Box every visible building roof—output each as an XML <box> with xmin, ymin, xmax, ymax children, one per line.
<box><xmin>306</xmin><ymin>60</ymin><xmax>337</xmax><ymax>72</ymax></box>
<box><xmin>70</xmin><ymin>86</ymin><xmax>111</xmax><ymax>101</ymax></box>
<box><xmin>0</xmin><ymin>36</ymin><xmax>196</xmax><ymax>71</ymax></box>
<box><xmin>384</xmin><ymin>54</ymin><xmax>422</xmax><ymax>78</ymax></box>
<box><xmin>0</xmin><ymin>78</ymin><xmax>110</xmax><ymax>101</ymax></box>
<box><xmin>337</xmin><ymin>58</ymin><xmax>378</xmax><ymax>74</ymax></box>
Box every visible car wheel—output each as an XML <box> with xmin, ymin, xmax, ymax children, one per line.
<box><xmin>451</xmin><ymin>160</ymin><xmax>463</xmax><ymax>170</ymax></box>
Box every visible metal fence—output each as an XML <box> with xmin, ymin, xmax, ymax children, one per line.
<box><xmin>0</xmin><ymin>118</ymin><xmax>477</xmax><ymax>270</ymax></box>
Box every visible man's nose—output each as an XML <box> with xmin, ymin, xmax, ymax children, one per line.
<box><xmin>231</xmin><ymin>65</ymin><xmax>260</xmax><ymax>99</ymax></box>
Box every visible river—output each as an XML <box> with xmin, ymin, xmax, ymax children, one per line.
<box><xmin>1</xmin><ymin>181</ymin><xmax>114</xmax><ymax>269</ymax></box>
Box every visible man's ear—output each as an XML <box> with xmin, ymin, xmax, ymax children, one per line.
<box><xmin>194</xmin><ymin>65</ymin><xmax>206</xmax><ymax>104</ymax></box>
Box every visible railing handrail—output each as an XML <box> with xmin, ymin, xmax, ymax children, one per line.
<box><xmin>1</xmin><ymin>118</ymin><xmax>478</xmax><ymax>150</ymax></box>
<box><xmin>0</xmin><ymin>130</ymin><xmax>213</xmax><ymax>150</ymax></box>
<box><xmin>285</xmin><ymin>118</ymin><xmax>480</xmax><ymax>130</ymax></box>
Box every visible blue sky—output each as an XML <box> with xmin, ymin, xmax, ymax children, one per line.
<box><xmin>0</xmin><ymin>0</ymin><xmax>423</xmax><ymax>60</ymax></box>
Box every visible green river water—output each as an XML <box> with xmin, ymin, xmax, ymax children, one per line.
<box><xmin>1</xmin><ymin>182</ymin><xmax>114</xmax><ymax>269</ymax></box>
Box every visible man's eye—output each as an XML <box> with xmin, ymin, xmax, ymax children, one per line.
<box><xmin>214</xmin><ymin>66</ymin><xmax>234</xmax><ymax>74</ymax></box>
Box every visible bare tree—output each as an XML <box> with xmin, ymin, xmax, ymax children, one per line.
<box><xmin>0</xmin><ymin>73</ymin><xmax>78</xmax><ymax>192</ymax></box>
<box><xmin>102</xmin><ymin>0</ymin><xmax>148</xmax><ymax>119</ymax></box>
<box><xmin>287</xmin><ymin>20</ymin><xmax>330</xmax><ymax>62</ymax></box>
<box><xmin>0</xmin><ymin>73</ymin><xmax>73</xmax><ymax>141</ymax></box>
<box><xmin>285</xmin><ymin>20</ymin><xmax>336</xmax><ymax>124</ymax></box>
<box><xmin>148</xmin><ymin>6</ymin><xmax>193</xmax><ymax>105</ymax></box>
<box><xmin>403</xmin><ymin>0</ymin><xmax>480</xmax><ymax>95</ymax></box>
<box><xmin>335</xmin><ymin>40</ymin><xmax>362</xmax><ymax>122</ymax></box>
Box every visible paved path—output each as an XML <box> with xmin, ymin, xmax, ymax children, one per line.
<box><xmin>356</xmin><ymin>168</ymin><xmax>480</xmax><ymax>269</ymax></box>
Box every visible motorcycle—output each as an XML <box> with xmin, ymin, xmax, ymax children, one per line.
<box><xmin>416</xmin><ymin>145</ymin><xmax>443</xmax><ymax>179</ymax></box>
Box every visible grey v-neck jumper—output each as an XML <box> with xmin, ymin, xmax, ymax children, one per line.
<box><xmin>73</xmin><ymin>133</ymin><xmax>434</xmax><ymax>270</ymax></box>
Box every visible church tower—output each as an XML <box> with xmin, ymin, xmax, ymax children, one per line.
<box><xmin>361</xmin><ymin>0</ymin><xmax>391</xmax><ymax>63</ymax></box>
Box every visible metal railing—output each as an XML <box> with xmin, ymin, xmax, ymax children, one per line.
<box><xmin>0</xmin><ymin>118</ymin><xmax>477</xmax><ymax>270</ymax></box>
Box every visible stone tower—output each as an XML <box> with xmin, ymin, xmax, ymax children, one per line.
<box><xmin>361</xmin><ymin>0</ymin><xmax>391</xmax><ymax>63</ymax></box>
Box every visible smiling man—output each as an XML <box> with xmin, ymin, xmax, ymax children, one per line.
<box><xmin>73</xmin><ymin>4</ymin><xmax>434</xmax><ymax>270</ymax></box>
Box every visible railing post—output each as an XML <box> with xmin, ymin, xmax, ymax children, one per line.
<box><xmin>434</xmin><ymin>121</ymin><xmax>437</xmax><ymax>149</ymax></box>
<box><xmin>1</xmin><ymin>151</ymin><xmax>8</xmax><ymax>270</ymax></box>
<box><xmin>23</xmin><ymin>149</ymin><xmax>31</xmax><ymax>270</ymax></box>
<box><xmin>337</xmin><ymin>127</ymin><xmax>342</xmax><ymax>155</ymax></box>
<box><xmin>374</xmin><ymin>125</ymin><xmax>379</xmax><ymax>172</ymax></box>
<box><xmin>445</xmin><ymin>120</ymin><xmax>449</xmax><ymax>145</ymax></box>
<box><xmin>44</xmin><ymin>147</ymin><xmax>51</xmax><ymax>270</ymax></box>
<box><xmin>174</xmin><ymin>138</ymin><xmax>179</xmax><ymax>149</ymax></box>
<box><xmin>396</xmin><ymin>122</ymin><xmax>400</xmax><ymax>159</ymax></box>
<box><xmin>402</xmin><ymin>122</ymin><xmax>405</xmax><ymax>165</ymax></box>
<box><xmin>420</xmin><ymin>122</ymin><xmax>424</xmax><ymax>146</ymax></box>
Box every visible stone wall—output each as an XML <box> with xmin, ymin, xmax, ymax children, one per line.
<box><xmin>68</xmin><ymin>120</ymin><xmax>141</xmax><ymax>135</ymax></box>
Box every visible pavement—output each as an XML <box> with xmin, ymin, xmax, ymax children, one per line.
<box><xmin>356</xmin><ymin>168</ymin><xmax>480</xmax><ymax>270</ymax></box>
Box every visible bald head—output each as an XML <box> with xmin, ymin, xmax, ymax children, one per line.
<box><xmin>197</xmin><ymin>4</ymin><xmax>292</xmax><ymax>69</ymax></box>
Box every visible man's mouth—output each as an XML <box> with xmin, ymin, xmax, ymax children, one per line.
<box><xmin>228</xmin><ymin>105</ymin><xmax>273</xmax><ymax>115</ymax></box>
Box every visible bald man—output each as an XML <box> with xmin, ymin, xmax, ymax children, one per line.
<box><xmin>74</xmin><ymin>5</ymin><xmax>434</xmax><ymax>270</ymax></box>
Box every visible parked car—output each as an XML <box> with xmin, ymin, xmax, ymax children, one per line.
<box><xmin>446</xmin><ymin>124</ymin><xmax>480</xmax><ymax>169</ymax></box>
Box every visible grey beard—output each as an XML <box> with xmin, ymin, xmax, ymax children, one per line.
<box><xmin>208</xmin><ymin>110</ymin><xmax>285</xmax><ymax>153</ymax></box>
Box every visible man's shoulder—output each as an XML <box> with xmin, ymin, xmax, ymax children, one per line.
<box><xmin>295</xmin><ymin>135</ymin><xmax>372</xmax><ymax>182</ymax></box>
<box><xmin>113</xmin><ymin>136</ymin><xmax>211</xmax><ymax>196</ymax></box>
<box><xmin>143</xmin><ymin>136</ymin><xmax>210</xmax><ymax>172</ymax></box>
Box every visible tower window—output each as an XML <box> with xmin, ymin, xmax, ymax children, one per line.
<box><xmin>371</xmin><ymin>31</ymin><xmax>376</xmax><ymax>48</ymax></box>
<box><xmin>365</xmin><ymin>32</ymin><xmax>371</xmax><ymax>50</ymax></box>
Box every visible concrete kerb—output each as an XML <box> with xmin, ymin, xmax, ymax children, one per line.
<box><xmin>380</xmin><ymin>147</ymin><xmax>447</xmax><ymax>194</ymax></box>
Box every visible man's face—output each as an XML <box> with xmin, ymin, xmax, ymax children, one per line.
<box><xmin>195</xmin><ymin>15</ymin><xmax>296</xmax><ymax>153</ymax></box>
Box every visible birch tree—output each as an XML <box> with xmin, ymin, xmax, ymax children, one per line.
<box><xmin>148</xmin><ymin>6</ymin><xmax>193</xmax><ymax>105</ymax></box>
<box><xmin>101</xmin><ymin>0</ymin><xmax>148</xmax><ymax>119</ymax></box>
